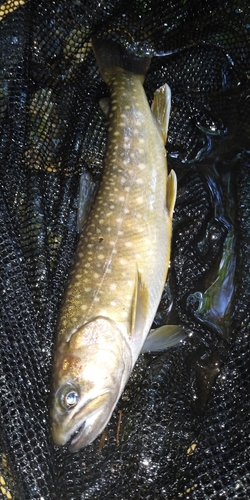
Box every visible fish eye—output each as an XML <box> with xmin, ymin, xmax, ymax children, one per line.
<box><xmin>59</xmin><ymin>386</ymin><xmax>79</xmax><ymax>410</ymax></box>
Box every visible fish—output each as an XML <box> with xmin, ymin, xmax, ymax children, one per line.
<box><xmin>50</xmin><ymin>36</ymin><xmax>183</xmax><ymax>452</ymax></box>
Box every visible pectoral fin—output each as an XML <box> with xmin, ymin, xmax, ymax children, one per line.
<box><xmin>151</xmin><ymin>83</ymin><xmax>171</xmax><ymax>144</ymax></box>
<box><xmin>130</xmin><ymin>270</ymin><xmax>149</xmax><ymax>337</ymax></box>
<box><xmin>141</xmin><ymin>324</ymin><xmax>186</xmax><ymax>353</ymax></box>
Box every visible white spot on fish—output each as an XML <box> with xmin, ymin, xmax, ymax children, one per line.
<box><xmin>100</xmin><ymin>309</ymin><xmax>108</xmax><ymax>316</ymax></box>
<box><xmin>98</xmin><ymin>254</ymin><xmax>105</xmax><ymax>260</ymax></box>
<box><xmin>81</xmin><ymin>305</ymin><xmax>88</xmax><ymax>311</ymax></box>
<box><xmin>119</xmin><ymin>258</ymin><xmax>127</xmax><ymax>265</ymax></box>
<box><xmin>135</xmin><ymin>119</ymin><xmax>142</xmax><ymax>127</ymax></box>
<box><xmin>125</xmin><ymin>241</ymin><xmax>132</xmax><ymax>247</ymax></box>
<box><xmin>136</xmin><ymin>178</ymin><xmax>143</xmax><ymax>185</ymax></box>
<box><xmin>110</xmin><ymin>283</ymin><xmax>117</xmax><ymax>291</ymax></box>
<box><xmin>136</xmin><ymin>196</ymin><xmax>144</xmax><ymax>204</ymax></box>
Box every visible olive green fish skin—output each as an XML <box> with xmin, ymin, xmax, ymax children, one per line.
<box><xmin>50</xmin><ymin>48</ymin><xmax>177</xmax><ymax>451</ymax></box>
<box><xmin>58</xmin><ymin>71</ymin><xmax>170</xmax><ymax>340</ymax></box>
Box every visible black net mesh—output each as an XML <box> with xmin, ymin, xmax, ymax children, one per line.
<box><xmin>0</xmin><ymin>0</ymin><xmax>250</xmax><ymax>498</ymax></box>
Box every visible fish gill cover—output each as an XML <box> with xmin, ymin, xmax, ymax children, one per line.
<box><xmin>0</xmin><ymin>0</ymin><xmax>249</xmax><ymax>498</ymax></box>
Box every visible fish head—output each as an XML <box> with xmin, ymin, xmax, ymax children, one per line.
<box><xmin>50</xmin><ymin>316</ymin><xmax>132</xmax><ymax>452</ymax></box>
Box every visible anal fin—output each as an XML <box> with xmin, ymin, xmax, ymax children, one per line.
<box><xmin>151</xmin><ymin>83</ymin><xmax>171</xmax><ymax>144</ymax></box>
<box><xmin>99</xmin><ymin>97</ymin><xmax>110</xmax><ymax>116</ymax></box>
<box><xmin>166</xmin><ymin>169</ymin><xmax>177</xmax><ymax>219</ymax></box>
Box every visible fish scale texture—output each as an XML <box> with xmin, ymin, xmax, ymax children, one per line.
<box><xmin>0</xmin><ymin>0</ymin><xmax>249</xmax><ymax>498</ymax></box>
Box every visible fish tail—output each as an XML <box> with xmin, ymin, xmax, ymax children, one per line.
<box><xmin>91</xmin><ymin>36</ymin><xmax>152</xmax><ymax>85</ymax></box>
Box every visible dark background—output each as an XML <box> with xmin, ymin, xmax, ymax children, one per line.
<box><xmin>0</xmin><ymin>0</ymin><xmax>249</xmax><ymax>498</ymax></box>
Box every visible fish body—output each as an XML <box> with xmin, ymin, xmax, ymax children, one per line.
<box><xmin>50</xmin><ymin>37</ymin><xmax>177</xmax><ymax>452</ymax></box>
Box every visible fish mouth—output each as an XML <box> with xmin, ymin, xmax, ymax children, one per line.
<box><xmin>67</xmin><ymin>392</ymin><xmax>110</xmax><ymax>452</ymax></box>
<box><xmin>69</xmin><ymin>421</ymin><xmax>86</xmax><ymax>448</ymax></box>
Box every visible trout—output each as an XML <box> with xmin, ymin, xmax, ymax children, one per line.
<box><xmin>50</xmin><ymin>36</ymin><xmax>181</xmax><ymax>452</ymax></box>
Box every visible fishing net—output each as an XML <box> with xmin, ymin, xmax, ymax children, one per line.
<box><xmin>0</xmin><ymin>0</ymin><xmax>249</xmax><ymax>498</ymax></box>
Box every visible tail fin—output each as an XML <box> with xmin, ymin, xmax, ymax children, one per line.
<box><xmin>91</xmin><ymin>36</ymin><xmax>152</xmax><ymax>85</ymax></box>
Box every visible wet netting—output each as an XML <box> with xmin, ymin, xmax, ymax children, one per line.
<box><xmin>0</xmin><ymin>0</ymin><xmax>250</xmax><ymax>498</ymax></box>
